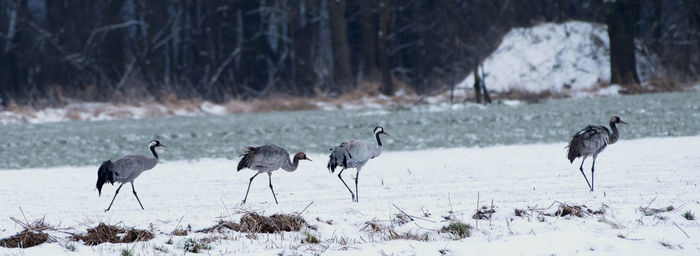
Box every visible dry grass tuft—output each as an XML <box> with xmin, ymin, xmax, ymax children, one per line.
<box><xmin>682</xmin><ymin>211</ymin><xmax>695</xmax><ymax>221</ymax></box>
<box><xmin>392</xmin><ymin>213</ymin><xmax>413</xmax><ymax>226</ymax></box>
<box><xmin>0</xmin><ymin>230</ymin><xmax>50</xmax><ymax>248</ymax></box>
<box><xmin>514</xmin><ymin>208</ymin><xmax>529</xmax><ymax>217</ymax></box>
<box><xmin>554</xmin><ymin>203</ymin><xmax>605</xmax><ymax>217</ymax></box>
<box><xmin>197</xmin><ymin>212</ymin><xmax>309</xmax><ymax>234</ymax></box>
<box><xmin>0</xmin><ymin>217</ymin><xmax>53</xmax><ymax>248</ymax></box>
<box><xmin>555</xmin><ymin>204</ymin><xmax>587</xmax><ymax>217</ymax></box>
<box><xmin>196</xmin><ymin>220</ymin><xmax>240</xmax><ymax>233</ymax></box>
<box><xmin>302</xmin><ymin>232</ymin><xmax>320</xmax><ymax>244</ymax></box>
<box><xmin>121</xmin><ymin>228</ymin><xmax>155</xmax><ymax>243</ymax></box>
<box><xmin>523</xmin><ymin>202</ymin><xmax>607</xmax><ymax>219</ymax></box>
<box><xmin>238</xmin><ymin>213</ymin><xmax>307</xmax><ymax>233</ymax></box>
<box><xmin>361</xmin><ymin>219</ymin><xmax>429</xmax><ymax>241</ymax></box>
<box><xmin>440</xmin><ymin>221</ymin><xmax>472</xmax><ymax>239</ymax></box>
<box><xmin>640</xmin><ymin>206</ymin><xmax>674</xmax><ymax>216</ymax></box>
<box><xmin>473</xmin><ymin>205</ymin><xmax>496</xmax><ymax>220</ymax></box>
<box><xmin>71</xmin><ymin>223</ymin><xmax>154</xmax><ymax>245</ymax></box>
<box><xmin>171</xmin><ymin>228</ymin><xmax>189</xmax><ymax>236</ymax></box>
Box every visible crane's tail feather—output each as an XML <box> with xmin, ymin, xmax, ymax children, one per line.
<box><xmin>567</xmin><ymin>138</ymin><xmax>580</xmax><ymax>163</ymax></box>
<box><xmin>236</xmin><ymin>146</ymin><xmax>258</xmax><ymax>171</ymax></box>
<box><xmin>96</xmin><ymin>160</ymin><xmax>114</xmax><ymax>196</ymax></box>
<box><xmin>327</xmin><ymin>147</ymin><xmax>348</xmax><ymax>173</ymax></box>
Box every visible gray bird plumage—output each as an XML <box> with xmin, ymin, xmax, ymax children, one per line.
<box><xmin>237</xmin><ymin>144</ymin><xmax>310</xmax><ymax>204</ymax></box>
<box><xmin>566</xmin><ymin>116</ymin><xmax>626</xmax><ymax>191</ymax></box>
<box><xmin>96</xmin><ymin>140</ymin><xmax>165</xmax><ymax>212</ymax></box>
<box><xmin>328</xmin><ymin>126</ymin><xmax>388</xmax><ymax>202</ymax></box>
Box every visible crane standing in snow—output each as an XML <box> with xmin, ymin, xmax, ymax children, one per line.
<box><xmin>328</xmin><ymin>126</ymin><xmax>389</xmax><ymax>202</ymax></box>
<box><xmin>567</xmin><ymin>116</ymin><xmax>627</xmax><ymax>191</ymax></box>
<box><xmin>96</xmin><ymin>140</ymin><xmax>166</xmax><ymax>212</ymax></box>
<box><xmin>237</xmin><ymin>145</ymin><xmax>311</xmax><ymax>204</ymax></box>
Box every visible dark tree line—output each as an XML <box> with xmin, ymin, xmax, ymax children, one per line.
<box><xmin>0</xmin><ymin>0</ymin><xmax>698</xmax><ymax>107</ymax></box>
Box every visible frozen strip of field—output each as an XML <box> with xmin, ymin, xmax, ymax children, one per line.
<box><xmin>1</xmin><ymin>136</ymin><xmax>699</xmax><ymax>255</ymax></box>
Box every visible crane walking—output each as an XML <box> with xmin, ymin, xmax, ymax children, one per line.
<box><xmin>237</xmin><ymin>145</ymin><xmax>311</xmax><ymax>204</ymax></box>
<box><xmin>328</xmin><ymin>126</ymin><xmax>389</xmax><ymax>202</ymax></box>
<box><xmin>96</xmin><ymin>140</ymin><xmax>166</xmax><ymax>212</ymax></box>
<box><xmin>567</xmin><ymin>116</ymin><xmax>627</xmax><ymax>191</ymax></box>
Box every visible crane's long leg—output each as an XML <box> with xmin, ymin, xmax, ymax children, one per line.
<box><xmin>267</xmin><ymin>172</ymin><xmax>278</xmax><ymax>204</ymax></box>
<box><xmin>105</xmin><ymin>184</ymin><xmax>124</xmax><ymax>212</ymax></box>
<box><xmin>354</xmin><ymin>167</ymin><xmax>361</xmax><ymax>203</ymax></box>
<box><xmin>242</xmin><ymin>172</ymin><xmax>260</xmax><ymax>204</ymax></box>
<box><xmin>591</xmin><ymin>158</ymin><xmax>596</xmax><ymax>192</ymax></box>
<box><xmin>337</xmin><ymin>168</ymin><xmax>356</xmax><ymax>201</ymax></box>
<box><xmin>131</xmin><ymin>182</ymin><xmax>145</xmax><ymax>210</ymax></box>
<box><xmin>578</xmin><ymin>157</ymin><xmax>592</xmax><ymax>191</ymax></box>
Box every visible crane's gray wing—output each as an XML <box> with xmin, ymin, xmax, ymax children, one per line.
<box><xmin>567</xmin><ymin>125</ymin><xmax>610</xmax><ymax>162</ymax></box>
<box><xmin>238</xmin><ymin>145</ymin><xmax>288</xmax><ymax>171</ymax></box>
<box><xmin>328</xmin><ymin>140</ymin><xmax>374</xmax><ymax>172</ymax></box>
<box><xmin>112</xmin><ymin>155</ymin><xmax>151</xmax><ymax>181</ymax></box>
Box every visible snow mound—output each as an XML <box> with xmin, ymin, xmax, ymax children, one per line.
<box><xmin>458</xmin><ymin>21</ymin><xmax>610</xmax><ymax>93</ymax></box>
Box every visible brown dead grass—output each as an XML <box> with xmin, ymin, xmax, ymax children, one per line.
<box><xmin>362</xmin><ymin>218</ymin><xmax>429</xmax><ymax>241</ymax></box>
<box><xmin>196</xmin><ymin>220</ymin><xmax>240</xmax><ymax>233</ymax></box>
<box><xmin>239</xmin><ymin>213</ymin><xmax>307</xmax><ymax>233</ymax></box>
<box><xmin>552</xmin><ymin>203</ymin><xmax>606</xmax><ymax>218</ymax></box>
<box><xmin>171</xmin><ymin>228</ymin><xmax>189</xmax><ymax>236</ymax></box>
<box><xmin>197</xmin><ymin>212</ymin><xmax>310</xmax><ymax>234</ymax></box>
<box><xmin>0</xmin><ymin>217</ymin><xmax>53</xmax><ymax>248</ymax></box>
<box><xmin>71</xmin><ymin>223</ymin><xmax>154</xmax><ymax>245</ymax></box>
<box><xmin>473</xmin><ymin>205</ymin><xmax>496</xmax><ymax>220</ymax></box>
<box><xmin>0</xmin><ymin>230</ymin><xmax>49</xmax><ymax>248</ymax></box>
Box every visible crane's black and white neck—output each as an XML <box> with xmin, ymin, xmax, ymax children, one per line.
<box><xmin>607</xmin><ymin>116</ymin><xmax>625</xmax><ymax>145</ymax></box>
<box><xmin>149</xmin><ymin>140</ymin><xmax>164</xmax><ymax>159</ymax></box>
<box><xmin>373</xmin><ymin>126</ymin><xmax>389</xmax><ymax>147</ymax></box>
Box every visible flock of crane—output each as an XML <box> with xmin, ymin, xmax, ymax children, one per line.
<box><xmin>95</xmin><ymin>116</ymin><xmax>626</xmax><ymax>212</ymax></box>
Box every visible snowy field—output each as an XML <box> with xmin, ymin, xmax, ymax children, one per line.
<box><xmin>1</xmin><ymin>135</ymin><xmax>699</xmax><ymax>255</ymax></box>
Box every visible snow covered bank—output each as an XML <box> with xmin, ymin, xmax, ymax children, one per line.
<box><xmin>1</xmin><ymin>136</ymin><xmax>699</xmax><ymax>255</ymax></box>
<box><xmin>457</xmin><ymin>21</ymin><xmax>610</xmax><ymax>94</ymax></box>
<box><xmin>0</xmin><ymin>89</ymin><xmax>421</xmax><ymax>125</ymax></box>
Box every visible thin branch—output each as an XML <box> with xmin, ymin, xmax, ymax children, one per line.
<box><xmin>392</xmin><ymin>203</ymin><xmax>436</xmax><ymax>223</ymax></box>
<box><xmin>208</xmin><ymin>48</ymin><xmax>241</xmax><ymax>89</ymax></box>
<box><xmin>84</xmin><ymin>20</ymin><xmax>144</xmax><ymax>53</ymax></box>
<box><xmin>298</xmin><ymin>201</ymin><xmax>314</xmax><ymax>215</ymax></box>
<box><xmin>672</xmin><ymin>222</ymin><xmax>690</xmax><ymax>238</ymax></box>
<box><xmin>116</xmin><ymin>58</ymin><xmax>137</xmax><ymax>89</ymax></box>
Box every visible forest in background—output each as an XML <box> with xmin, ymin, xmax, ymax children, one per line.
<box><xmin>0</xmin><ymin>0</ymin><xmax>698</xmax><ymax>107</ymax></box>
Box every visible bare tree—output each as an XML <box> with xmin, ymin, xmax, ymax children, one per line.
<box><xmin>607</xmin><ymin>0</ymin><xmax>640</xmax><ymax>86</ymax></box>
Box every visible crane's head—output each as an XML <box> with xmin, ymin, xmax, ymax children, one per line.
<box><xmin>610</xmin><ymin>116</ymin><xmax>627</xmax><ymax>125</ymax></box>
<box><xmin>294</xmin><ymin>152</ymin><xmax>312</xmax><ymax>161</ymax></box>
<box><xmin>149</xmin><ymin>140</ymin><xmax>167</xmax><ymax>148</ymax></box>
<box><xmin>374</xmin><ymin>126</ymin><xmax>389</xmax><ymax>136</ymax></box>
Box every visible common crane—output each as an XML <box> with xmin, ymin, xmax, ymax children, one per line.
<box><xmin>567</xmin><ymin>116</ymin><xmax>627</xmax><ymax>191</ymax></box>
<box><xmin>96</xmin><ymin>140</ymin><xmax>166</xmax><ymax>212</ymax></box>
<box><xmin>327</xmin><ymin>126</ymin><xmax>389</xmax><ymax>202</ymax></box>
<box><xmin>237</xmin><ymin>145</ymin><xmax>311</xmax><ymax>204</ymax></box>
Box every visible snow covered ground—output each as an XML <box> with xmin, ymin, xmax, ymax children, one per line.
<box><xmin>456</xmin><ymin>21</ymin><xmax>610</xmax><ymax>94</ymax></box>
<box><xmin>1</xmin><ymin>135</ymin><xmax>699</xmax><ymax>255</ymax></box>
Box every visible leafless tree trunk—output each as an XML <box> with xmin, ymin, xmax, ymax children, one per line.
<box><xmin>378</xmin><ymin>0</ymin><xmax>393</xmax><ymax>96</ymax></box>
<box><xmin>607</xmin><ymin>0</ymin><xmax>640</xmax><ymax>86</ymax></box>
<box><xmin>473</xmin><ymin>64</ymin><xmax>482</xmax><ymax>104</ymax></box>
<box><xmin>359</xmin><ymin>0</ymin><xmax>377</xmax><ymax>78</ymax></box>
<box><xmin>328</xmin><ymin>0</ymin><xmax>353</xmax><ymax>93</ymax></box>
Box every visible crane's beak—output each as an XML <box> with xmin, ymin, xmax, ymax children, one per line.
<box><xmin>306</xmin><ymin>157</ymin><xmax>313</xmax><ymax>162</ymax></box>
<box><xmin>160</xmin><ymin>144</ymin><xmax>167</xmax><ymax>148</ymax></box>
<box><xmin>383</xmin><ymin>132</ymin><xmax>390</xmax><ymax>137</ymax></box>
<box><xmin>619</xmin><ymin>120</ymin><xmax>628</xmax><ymax>124</ymax></box>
